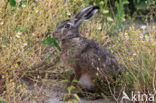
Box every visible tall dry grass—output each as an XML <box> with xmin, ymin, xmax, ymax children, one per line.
<box><xmin>0</xmin><ymin>0</ymin><xmax>156</xmax><ymax>102</ymax></box>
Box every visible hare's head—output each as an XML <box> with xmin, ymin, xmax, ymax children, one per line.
<box><xmin>53</xmin><ymin>5</ymin><xmax>99</xmax><ymax>41</ymax></box>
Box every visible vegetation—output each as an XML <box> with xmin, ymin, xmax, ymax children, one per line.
<box><xmin>0</xmin><ymin>0</ymin><xmax>155</xmax><ymax>103</ymax></box>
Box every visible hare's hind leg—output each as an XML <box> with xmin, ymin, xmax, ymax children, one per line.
<box><xmin>73</xmin><ymin>66</ymin><xmax>95</xmax><ymax>90</ymax></box>
<box><xmin>67</xmin><ymin>72</ymin><xmax>75</xmax><ymax>87</ymax></box>
<box><xmin>79</xmin><ymin>73</ymin><xmax>95</xmax><ymax>90</ymax></box>
<box><xmin>68</xmin><ymin>65</ymin><xmax>95</xmax><ymax>90</ymax></box>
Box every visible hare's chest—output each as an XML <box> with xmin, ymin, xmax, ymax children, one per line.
<box><xmin>60</xmin><ymin>38</ymin><xmax>84</xmax><ymax>66</ymax></box>
<box><xmin>60</xmin><ymin>47</ymin><xmax>79</xmax><ymax>66</ymax></box>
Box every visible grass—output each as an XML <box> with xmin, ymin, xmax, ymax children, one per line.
<box><xmin>0</xmin><ymin>0</ymin><xmax>156</xmax><ymax>103</ymax></box>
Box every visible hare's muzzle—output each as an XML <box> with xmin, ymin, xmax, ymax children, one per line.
<box><xmin>52</xmin><ymin>31</ymin><xmax>57</xmax><ymax>38</ymax></box>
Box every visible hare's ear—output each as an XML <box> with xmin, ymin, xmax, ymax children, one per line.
<box><xmin>74</xmin><ymin>5</ymin><xmax>99</xmax><ymax>27</ymax></box>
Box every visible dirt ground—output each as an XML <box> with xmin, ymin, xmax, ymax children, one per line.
<box><xmin>22</xmin><ymin>79</ymin><xmax>114</xmax><ymax>103</ymax></box>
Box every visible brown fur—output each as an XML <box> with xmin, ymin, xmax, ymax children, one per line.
<box><xmin>53</xmin><ymin>5</ymin><xmax>120</xmax><ymax>90</ymax></box>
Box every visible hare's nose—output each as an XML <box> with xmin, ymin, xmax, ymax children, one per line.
<box><xmin>52</xmin><ymin>31</ymin><xmax>58</xmax><ymax>38</ymax></box>
<box><xmin>53</xmin><ymin>31</ymin><xmax>56</xmax><ymax>35</ymax></box>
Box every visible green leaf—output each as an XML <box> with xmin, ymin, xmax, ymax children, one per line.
<box><xmin>11</xmin><ymin>9</ymin><xmax>16</xmax><ymax>13</ymax></box>
<box><xmin>67</xmin><ymin>86</ymin><xmax>75</xmax><ymax>94</ymax></box>
<box><xmin>8</xmin><ymin>0</ymin><xmax>16</xmax><ymax>7</ymax></box>
<box><xmin>53</xmin><ymin>39</ymin><xmax>61</xmax><ymax>51</ymax></box>
<box><xmin>42</xmin><ymin>37</ymin><xmax>61</xmax><ymax>51</ymax></box>
<box><xmin>73</xmin><ymin>94</ymin><xmax>80</xmax><ymax>101</ymax></box>
<box><xmin>2</xmin><ymin>41</ymin><xmax>7</xmax><ymax>46</ymax></box>
<box><xmin>123</xmin><ymin>0</ymin><xmax>129</xmax><ymax>4</ymax></box>
<box><xmin>137</xmin><ymin>0</ymin><xmax>140</xmax><ymax>4</ymax></box>
<box><xmin>115</xmin><ymin>1</ymin><xmax>118</xmax><ymax>7</ymax></box>
<box><xmin>147</xmin><ymin>0</ymin><xmax>153</xmax><ymax>6</ymax></box>
<box><xmin>19</xmin><ymin>28</ymin><xmax>25</xmax><ymax>32</ymax></box>
<box><xmin>136</xmin><ymin>2</ymin><xmax>146</xmax><ymax>10</ymax></box>
<box><xmin>67</xmin><ymin>58</ymin><xmax>79</xmax><ymax>63</ymax></box>
<box><xmin>63</xmin><ymin>93</ymin><xmax>69</xmax><ymax>100</ymax></box>
<box><xmin>15</xmin><ymin>27</ymin><xmax>26</xmax><ymax>32</ymax></box>
<box><xmin>72</xmin><ymin>99</ymin><xmax>77</xmax><ymax>103</ymax></box>
<box><xmin>67</xmin><ymin>101</ymin><xmax>72</xmax><ymax>103</ymax></box>
<box><xmin>19</xmin><ymin>1</ymin><xmax>24</xmax><ymax>7</ymax></box>
<box><xmin>28</xmin><ymin>39</ymin><xmax>31</xmax><ymax>45</ymax></box>
<box><xmin>72</xmin><ymin>79</ymin><xmax>78</xmax><ymax>83</ymax></box>
<box><xmin>70</xmin><ymin>47</ymin><xmax>75</xmax><ymax>54</ymax></box>
<box><xmin>42</xmin><ymin>37</ymin><xmax>54</xmax><ymax>45</ymax></box>
<box><xmin>0</xmin><ymin>101</ymin><xmax>6</xmax><ymax>103</ymax></box>
<box><xmin>62</xmin><ymin>80</ymin><xmax>68</xmax><ymax>83</ymax></box>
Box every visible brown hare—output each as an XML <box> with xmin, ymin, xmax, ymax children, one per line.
<box><xmin>53</xmin><ymin>5</ymin><xmax>120</xmax><ymax>91</ymax></box>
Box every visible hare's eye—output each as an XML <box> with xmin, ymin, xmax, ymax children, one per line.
<box><xmin>64</xmin><ymin>24</ymin><xmax>71</xmax><ymax>29</ymax></box>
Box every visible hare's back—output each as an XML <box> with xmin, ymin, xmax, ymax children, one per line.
<box><xmin>78</xmin><ymin>38</ymin><xmax>119</xmax><ymax>74</ymax></box>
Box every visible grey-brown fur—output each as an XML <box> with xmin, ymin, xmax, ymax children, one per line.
<box><xmin>53</xmin><ymin>5</ymin><xmax>119</xmax><ymax>90</ymax></box>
